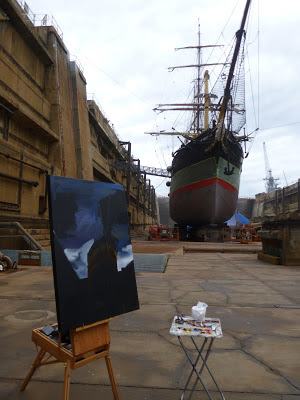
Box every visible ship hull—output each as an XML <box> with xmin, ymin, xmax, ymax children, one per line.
<box><xmin>169</xmin><ymin>130</ymin><xmax>243</xmax><ymax>226</ymax></box>
<box><xmin>170</xmin><ymin>174</ymin><xmax>239</xmax><ymax>225</ymax></box>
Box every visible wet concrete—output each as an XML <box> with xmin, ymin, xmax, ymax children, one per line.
<box><xmin>0</xmin><ymin>244</ymin><xmax>299</xmax><ymax>399</ymax></box>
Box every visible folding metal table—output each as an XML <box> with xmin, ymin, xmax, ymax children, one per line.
<box><xmin>170</xmin><ymin>315</ymin><xmax>225</xmax><ymax>400</ymax></box>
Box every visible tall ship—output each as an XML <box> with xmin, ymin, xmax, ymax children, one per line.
<box><xmin>151</xmin><ymin>0</ymin><xmax>252</xmax><ymax>227</ymax></box>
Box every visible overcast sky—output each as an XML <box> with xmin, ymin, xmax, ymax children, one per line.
<box><xmin>25</xmin><ymin>0</ymin><xmax>300</xmax><ymax>198</ymax></box>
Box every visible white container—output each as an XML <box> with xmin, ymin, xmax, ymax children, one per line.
<box><xmin>191</xmin><ymin>302</ymin><xmax>208</xmax><ymax>321</ymax></box>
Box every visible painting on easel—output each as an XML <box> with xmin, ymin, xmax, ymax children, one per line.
<box><xmin>47</xmin><ymin>175</ymin><xmax>139</xmax><ymax>333</ymax></box>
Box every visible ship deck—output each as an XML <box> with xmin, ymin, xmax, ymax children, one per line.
<box><xmin>1</xmin><ymin>241</ymin><xmax>299</xmax><ymax>399</ymax></box>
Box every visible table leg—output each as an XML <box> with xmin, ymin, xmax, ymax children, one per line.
<box><xmin>178</xmin><ymin>336</ymin><xmax>214</xmax><ymax>400</ymax></box>
<box><xmin>191</xmin><ymin>337</ymin><xmax>225</xmax><ymax>399</ymax></box>
<box><xmin>187</xmin><ymin>338</ymin><xmax>214</xmax><ymax>400</ymax></box>
<box><xmin>178</xmin><ymin>336</ymin><xmax>225</xmax><ymax>400</ymax></box>
<box><xmin>180</xmin><ymin>337</ymin><xmax>208</xmax><ymax>399</ymax></box>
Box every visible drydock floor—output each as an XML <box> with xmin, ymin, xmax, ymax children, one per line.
<box><xmin>0</xmin><ymin>241</ymin><xmax>299</xmax><ymax>399</ymax></box>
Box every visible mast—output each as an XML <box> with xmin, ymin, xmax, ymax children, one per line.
<box><xmin>168</xmin><ymin>62</ymin><xmax>227</xmax><ymax>71</ymax></box>
<box><xmin>148</xmin><ymin>2</ymin><xmax>251</xmax><ymax>139</ymax></box>
<box><xmin>196</xmin><ymin>22</ymin><xmax>201</xmax><ymax>134</ymax></box>
<box><xmin>204</xmin><ymin>70</ymin><xmax>210</xmax><ymax>130</ymax></box>
<box><xmin>155</xmin><ymin>35</ymin><xmax>224</xmax><ymax>122</ymax></box>
<box><xmin>217</xmin><ymin>0</ymin><xmax>251</xmax><ymax>127</ymax></box>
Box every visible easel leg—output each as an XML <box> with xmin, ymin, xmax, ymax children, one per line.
<box><xmin>105</xmin><ymin>355</ymin><xmax>120</xmax><ymax>400</ymax></box>
<box><xmin>63</xmin><ymin>360</ymin><xmax>71</xmax><ymax>400</ymax></box>
<box><xmin>20</xmin><ymin>348</ymin><xmax>46</xmax><ymax>391</ymax></box>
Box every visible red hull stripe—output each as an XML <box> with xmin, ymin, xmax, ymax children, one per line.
<box><xmin>170</xmin><ymin>177</ymin><xmax>238</xmax><ymax>197</ymax></box>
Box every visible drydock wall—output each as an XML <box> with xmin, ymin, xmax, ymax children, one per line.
<box><xmin>0</xmin><ymin>0</ymin><xmax>157</xmax><ymax>232</ymax></box>
<box><xmin>252</xmin><ymin>182</ymin><xmax>300</xmax><ymax>221</ymax></box>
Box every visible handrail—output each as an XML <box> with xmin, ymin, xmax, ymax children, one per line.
<box><xmin>0</xmin><ymin>222</ymin><xmax>43</xmax><ymax>251</ymax></box>
<box><xmin>15</xmin><ymin>0</ymin><xmax>64</xmax><ymax>39</ymax></box>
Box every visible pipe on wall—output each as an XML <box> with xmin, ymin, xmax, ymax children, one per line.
<box><xmin>0</xmin><ymin>252</ymin><xmax>14</xmax><ymax>269</ymax></box>
<box><xmin>0</xmin><ymin>172</ymin><xmax>39</xmax><ymax>186</ymax></box>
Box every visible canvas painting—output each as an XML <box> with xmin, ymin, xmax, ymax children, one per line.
<box><xmin>47</xmin><ymin>175</ymin><xmax>139</xmax><ymax>333</ymax></box>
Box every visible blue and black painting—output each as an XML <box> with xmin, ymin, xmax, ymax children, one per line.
<box><xmin>48</xmin><ymin>175</ymin><xmax>139</xmax><ymax>333</ymax></box>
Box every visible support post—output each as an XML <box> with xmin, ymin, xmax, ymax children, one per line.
<box><xmin>151</xmin><ymin>187</ymin><xmax>156</xmax><ymax>220</ymax></box>
<box><xmin>147</xmin><ymin>179</ymin><xmax>151</xmax><ymax>216</ymax></box>
<box><xmin>298</xmin><ymin>180</ymin><xmax>300</xmax><ymax>211</ymax></box>
<box><xmin>119</xmin><ymin>141</ymin><xmax>132</xmax><ymax>206</ymax></box>
<box><xmin>126</xmin><ymin>142</ymin><xmax>131</xmax><ymax>205</ymax></box>
<box><xmin>143</xmin><ymin>173</ymin><xmax>147</xmax><ymax>230</ymax></box>
<box><xmin>133</xmin><ymin>159</ymin><xmax>140</xmax><ymax>217</ymax></box>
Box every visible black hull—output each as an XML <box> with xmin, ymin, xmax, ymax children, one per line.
<box><xmin>169</xmin><ymin>129</ymin><xmax>244</xmax><ymax>226</ymax></box>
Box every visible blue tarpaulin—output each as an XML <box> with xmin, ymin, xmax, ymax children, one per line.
<box><xmin>226</xmin><ymin>211</ymin><xmax>250</xmax><ymax>227</ymax></box>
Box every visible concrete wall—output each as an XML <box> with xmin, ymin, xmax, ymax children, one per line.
<box><xmin>0</xmin><ymin>2</ymin><xmax>56</xmax><ymax>224</ymax></box>
<box><xmin>158</xmin><ymin>197</ymin><xmax>175</xmax><ymax>227</ymax></box>
<box><xmin>237</xmin><ymin>198</ymin><xmax>255</xmax><ymax>220</ymax></box>
<box><xmin>252</xmin><ymin>181</ymin><xmax>300</xmax><ymax>221</ymax></box>
<box><xmin>258</xmin><ymin>215</ymin><xmax>300</xmax><ymax>266</ymax></box>
<box><xmin>0</xmin><ymin>0</ymin><xmax>157</xmax><ymax>232</ymax></box>
<box><xmin>88</xmin><ymin>99</ymin><xmax>156</xmax><ymax>229</ymax></box>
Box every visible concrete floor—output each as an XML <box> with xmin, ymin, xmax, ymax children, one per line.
<box><xmin>0</xmin><ymin>244</ymin><xmax>299</xmax><ymax>399</ymax></box>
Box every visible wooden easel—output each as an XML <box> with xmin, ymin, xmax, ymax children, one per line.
<box><xmin>20</xmin><ymin>318</ymin><xmax>119</xmax><ymax>400</ymax></box>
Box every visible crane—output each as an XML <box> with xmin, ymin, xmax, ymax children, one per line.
<box><xmin>263</xmin><ymin>142</ymin><xmax>279</xmax><ymax>193</ymax></box>
<box><xmin>283</xmin><ymin>170</ymin><xmax>288</xmax><ymax>187</ymax></box>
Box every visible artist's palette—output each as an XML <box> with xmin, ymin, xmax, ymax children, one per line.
<box><xmin>170</xmin><ymin>315</ymin><xmax>223</xmax><ymax>338</ymax></box>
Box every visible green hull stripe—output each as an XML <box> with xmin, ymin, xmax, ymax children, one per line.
<box><xmin>170</xmin><ymin>157</ymin><xmax>241</xmax><ymax>194</ymax></box>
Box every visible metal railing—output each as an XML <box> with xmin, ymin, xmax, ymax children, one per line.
<box><xmin>16</xmin><ymin>0</ymin><xmax>63</xmax><ymax>39</ymax></box>
<box><xmin>0</xmin><ymin>222</ymin><xmax>43</xmax><ymax>251</ymax></box>
<box><xmin>70</xmin><ymin>55</ymin><xmax>84</xmax><ymax>75</ymax></box>
<box><xmin>87</xmin><ymin>93</ymin><xmax>122</xmax><ymax>140</ymax></box>
<box><xmin>87</xmin><ymin>93</ymin><xmax>129</xmax><ymax>160</ymax></box>
<box><xmin>112</xmin><ymin>161</ymin><xmax>170</xmax><ymax>178</ymax></box>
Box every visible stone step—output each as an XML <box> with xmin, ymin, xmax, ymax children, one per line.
<box><xmin>30</xmin><ymin>233</ymin><xmax>50</xmax><ymax>241</ymax></box>
<box><xmin>37</xmin><ymin>239</ymin><xmax>51</xmax><ymax>247</ymax></box>
<box><xmin>25</xmin><ymin>228</ymin><xmax>51</xmax><ymax>250</ymax></box>
<box><xmin>27</xmin><ymin>228</ymin><xmax>50</xmax><ymax>235</ymax></box>
<box><xmin>43</xmin><ymin>245</ymin><xmax>52</xmax><ymax>251</ymax></box>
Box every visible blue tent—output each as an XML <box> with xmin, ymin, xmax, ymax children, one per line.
<box><xmin>226</xmin><ymin>210</ymin><xmax>249</xmax><ymax>227</ymax></box>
